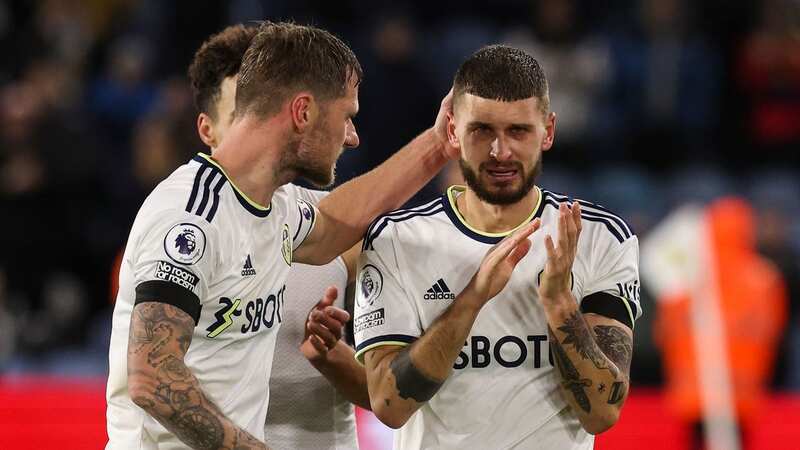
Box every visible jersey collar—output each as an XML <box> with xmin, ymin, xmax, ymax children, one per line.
<box><xmin>442</xmin><ymin>185</ymin><xmax>545</xmax><ymax>244</ymax></box>
<box><xmin>193</xmin><ymin>153</ymin><xmax>272</xmax><ymax>218</ymax></box>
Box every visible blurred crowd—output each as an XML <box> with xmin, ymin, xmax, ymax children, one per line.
<box><xmin>0</xmin><ymin>0</ymin><xmax>799</xmax><ymax>398</ymax></box>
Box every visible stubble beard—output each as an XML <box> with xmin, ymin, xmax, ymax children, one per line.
<box><xmin>459</xmin><ymin>157</ymin><xmax>541</xmax><ymax>205</ymax></box>
<box><xmin>281</xmin><ymin>122</ymin><xmax>338</xmax><ymax>188</ymax></box>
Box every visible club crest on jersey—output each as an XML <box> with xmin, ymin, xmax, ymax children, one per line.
<box><xmin>281</xmin><ymin>224</ymin><xmax>292</xmax><ymax>266</ymax></box>
<box><xmin>298</xmin><ymin>199</ymin><xmax>313</xmax><ymax>220</ymax></box>
<box><xmin>164</xmin><ymin>223</ymin><xmax>206</xmax><ymax>265</ymax></box>
<box><xmin>357</xmin><ymin>264</ymin><xmax>383</xmax><ymax>308</ymax></box>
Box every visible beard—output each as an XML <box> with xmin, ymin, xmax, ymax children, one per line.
<box><xmin>459</xmin><ymin>157</ymin><xmax>541</xmax><ymax>205</ymax></box>
<box><xmin>283</xmin><ymin>120</ymin><xmax>339</xmax><ymax>188</ymax></box>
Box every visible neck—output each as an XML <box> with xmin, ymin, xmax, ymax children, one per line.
<box><xmin>456</xmin><ymin>186</ymin><xmax>540</xmax><ymax>234</ymax></box>
<box><xmin>211</xmin><ymin>114</ymin><xmax>295</xmax><ymax>206</ymax></box>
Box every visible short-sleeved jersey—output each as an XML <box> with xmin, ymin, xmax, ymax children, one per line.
<box><xmin>106</xmin><ymin>153</ymin><xmax>317</xmax><ymax>450</ymax></box>
<box><xmin>265</xmin><ymin>186</ymin><xmax>358</xmax><ymax>450</ymax></box>
<box><xmin>354</xmin><ymin>186</ymin><xmax>640</xmax><ymax>450</ymax></box>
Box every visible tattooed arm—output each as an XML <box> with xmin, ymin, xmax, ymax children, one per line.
<box><xmin>546</xmin><ymin>306</ymin><xmax>633</xmax><ymax>434</ymax></box>
<box><xmin>539</xmin><ymin>202</ymin><xmax>633</xmax><ymax>434</ymax></box>
<box><xmin>127</xmin><ymin>301</ymin><xmax>268</xmax><ymax>450</ymax></box>
<box><xmin>363</xmin><ymin>220</ymin><xmax>540</xmax><ymax>429</ymax></box>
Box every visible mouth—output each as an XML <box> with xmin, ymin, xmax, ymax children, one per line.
<box><xmin>484</xmin><ymin>167</ymin><xmax>519</xmax><ymax>182</ymax></box>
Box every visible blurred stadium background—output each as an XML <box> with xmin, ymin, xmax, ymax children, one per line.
<box><xmin>0</xmin><ymin>0</ymin><xmax>799</xmax><ymax>449</ymax></box>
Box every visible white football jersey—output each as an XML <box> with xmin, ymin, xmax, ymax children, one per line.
<box><xmin>106</xmin><ymin>153</ymin><xmax>317</xmax><ymax>449</ymax></box>
<box><xmin>265</xmin><ymin>186</ymin><xmax>358</xmax><ymax>450</ymax></box>
<box><xmin>354</xmin><ymin>186</ymin><xmax>641</xmax><ymax>450</ymax></box>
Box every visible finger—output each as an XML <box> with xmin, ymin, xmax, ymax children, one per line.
<box><xmin>572</xmin><ymin>202</ymin><xmax>583</xmax><ymax>237</ymax></box>
<box><xmin>308</xmin><ymin>321</ymin><xmax>338</xmax><ymax>348</ymax></box>
<box><xmin>319</xmin><ymin>286</ymin><xmax>338</xmax><ymax>309</ymax></box>
<box><xmin>491</xmin><ymin>219</ymin><xmax>540</xmax><ymax>265</ymax></box>
<box><xmin>565</xmin><ymin>203</ymin><xmax>578</xmax><ymax>250</ymax></box>
<box><xmin>558</xmin><ymin>204</ymin><xmax>569</xmax><ymax>256</ymax></box>
<box><xmin>506</xmin><ymin>237</ymin><xmax>532</xmax><ymax>267</ymax></box>
<box><xmin>311</xmin><ymin>310</ymin><xmax>345</xmax><ymax>340</ymax></box>
<box><xmin>442</xmin><ymin>88</ymin><xmax>454</xmax><ymax>109</ymax></box>
<box><xmin>544</xmin><ymin>234</ymin><xmax>557</xmax><ymax>262</ymax></box>
<box><xmin>309</xmin><ymin>334</ymin><xmax>329</xmax><ymax>355</ymax></box>
<box><xmin>323</xmin><ymin>305</ymin><xmax>350</xmax><ymax>324</ymax></box>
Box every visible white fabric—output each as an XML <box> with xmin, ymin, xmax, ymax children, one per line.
<box><xmin>265</xmin><ymin>185</ymin><xmax>359</xmax><ymax>450</ymax></box>
<box><xmin>106</xmin><ymin>155</ymin><xmax>317</xmax><ymax>449</ymax></box>
<box><xmin>354</xmin><ymin>187</ymin><xmax>640</xmax><ymax>450</ymax></box>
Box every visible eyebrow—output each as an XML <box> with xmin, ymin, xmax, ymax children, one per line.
<box><xmin>509</xmin><ymin>123</ymin><xmax>533</xmax><ymax>131</ymax></box>
<box><xmin>466</xmin><ymin>121</ymin><xmax>490</xmax><ymax>129</ymax></box>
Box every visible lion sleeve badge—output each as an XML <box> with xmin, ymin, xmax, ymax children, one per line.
<box><xmin>164</xmin><ymin>223</ymin><xmax>207</xmax><ymax>265</ymax></box>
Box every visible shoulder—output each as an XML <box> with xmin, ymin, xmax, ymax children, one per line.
<box><xmin>539</xmin><ymin>189</ymin><xmax>635</xmax><ymax>245</ymax></box>
<box><xmin>363</xmin><ymin>197</ymin><xmax>448</xmax><ymax>251</ymax></box>
<box><xmin>142</xmin><ymin>156</ymin><xmax>229</xmax><ymax>225</ymax></box>
<box><xmin>280</xmin><ymin>183</ymin><xmax>329</xmax><ymax>206</ymax></box>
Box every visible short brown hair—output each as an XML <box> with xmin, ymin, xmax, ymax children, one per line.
<box><xmin>236</xmin><ymin>21</ymin><xmax>363</xmax><ymax>118</ymax></box>
<box><xmin>453</xmin><ymin>45</ymin><xmax>549</xmax><ymax>112</ymax></box>
<box><xmin>188</xmin><ymin>24</ymin><xmax>258</xmax><ymax>117</ymax></box>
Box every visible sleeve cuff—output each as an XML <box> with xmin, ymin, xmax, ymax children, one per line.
<box><xmin>135</xmin><ymin>280</ymin><xmax>202</xmax><ymax>325</ymax></box>
<box><xmin>354</xmin><ymin>334</ymin><xmax>418</xmax><ymax>364</ymax></box>
<box><xmin>580</xmin><ymin>291</ymin><xmax>635</xmax><ymax>330</ymax></box>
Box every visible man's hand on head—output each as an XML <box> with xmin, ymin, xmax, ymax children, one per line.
<box><xmin>433</xmin><ymin>89</ymin><xmax>459</xmax><ymax>160</ymax></box>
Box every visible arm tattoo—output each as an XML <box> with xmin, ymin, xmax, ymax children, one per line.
<box><xmin>593</xmin><ymin>325</ymin><xmax>633</xmax><ymax>376</ymax></box>
<box><xmin>128</xmin><ymin>302</ymin><xmax>263</xmax><ymax>450</ymax></box>
<box><xmin>593</xmin><ymin>325</ymin><xmax>632</xmax><ymax>405</ymax></box>
<box><xmin>557</xmin><ymin>311</ymin><xmax>619</xmax><ymax>378</ymax></box>
<box><xmin>549</xmin><ymin>326</ymin><xmax>592</xmax><ymax>413</ymax></box>
<box><xmin>389</xmin><ymin>346</ymin><xmax>443</xmax><ymax>403</ymax></box>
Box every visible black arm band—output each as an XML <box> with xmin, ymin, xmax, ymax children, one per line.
<box><xmin>135</xmin><ymin>280</ymin><xmax>202</xmax><ymax>325</ymax></box>
<box><xmin>580</xmin><ymin>292</ymin><xmax>634</xmax><ymax>330</ymax></box>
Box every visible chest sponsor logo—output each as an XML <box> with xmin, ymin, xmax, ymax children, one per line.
<box><xmin>154</xmin><ymin>261</ymin><xmax>199</xmax><ymax>291</ymax></box>
<box><xmin>205</xmin><ymin>285</ymin><xmax>286</xmax><ymax>338</ymax></box>
<box><xmin>241</xmin><ymin>254</ymin><xmax>256</xmax><ymax>277</ymax></box>
<box><xmin>164</xmin><ymin>223</ymin><xmax>206</xmax><ymax>265</ymax></box>
<box><xmin>424</xmin><ymin>278</ymin><xmax>455</xmax><ymax>300</ymax></box>
<box><xmin>354</xmin><ymin>308</ymin><xmax>385</xmax><ymax>334</ymax></box>
<box><xmin>453</xmin><ymin>334</ymin><xmax>555</xmax><ymax>370</ymax></box>
<box><xmin>357</xmin><ymin>264</ymin><xmax>383</xmax><ymax>308</ymax></box>
<box><xmin>281</xmin><ymin>224</ymin><xmax>292</xmax><ymax>266</ymax></box>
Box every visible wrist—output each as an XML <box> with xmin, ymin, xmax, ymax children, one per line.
<box><xmin>539</xmin><ymin>290</ymin><xmax>575</xmax><ymax>311</ymax></box>
<box><xmin>457</xmin><ymin>281</ymin><xmax>488</xmax><ymax>315</ymax></box>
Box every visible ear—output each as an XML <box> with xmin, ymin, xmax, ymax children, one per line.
<box><xmin>541</xmin><ymin>111</ymin><xmax>556</xmax><ymax>152</ymax></box>
<box><xmin>289</xmin><ymin>93</ymin><xmax>315</xmax><ymax>132</ymax></box>
<box><xmin>197</xmin><ymin>113</ymin><xmax>217</xmax><ymax>148</ymax></box>
<box><xmin>446</xmin><ymin>111</ymin><xmax>460</xmax><ymax>149</ymax></box>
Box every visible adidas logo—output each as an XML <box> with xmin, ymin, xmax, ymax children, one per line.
<box><xmin>241</xmin><ymin>254</ymin><xmax>256</xmax><ymax>277</ymax></box>
<box><xmin>424</xmin><ymin>279</ymin><xmax>455</xmax><ymax>300</ymax></box>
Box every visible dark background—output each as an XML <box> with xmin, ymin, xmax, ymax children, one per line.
<box><xmin>0</xmin><ymin>0</ymin><xmax>798</xmax><ymax>395</ymax></box>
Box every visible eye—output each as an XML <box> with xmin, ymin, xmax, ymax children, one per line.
<box><xmin>509</xmin><ymin>126</ymin><xmax>528</xmax><ymax>135</ymax></box>
<box><xmin>472</xmin><ymin>124</ymin><xmax>492</xmax><ymax>134</ymax></box>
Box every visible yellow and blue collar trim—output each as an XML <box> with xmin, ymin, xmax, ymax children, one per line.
<box><xmin>442</xmin><ymin>185</ymin><xmax>544</xmax><ymax>244</ymax></box>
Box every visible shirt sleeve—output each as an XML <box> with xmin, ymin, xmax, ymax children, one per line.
<box><xmin>281</xmin><ymin>186</ymin><xmax>319</xmax><ymax>252</ymax></box>
<box><xmin>353</xmin><ymin>228</ymin><xmax>421</xmax><ymax>363</ymax></box>
<box><xmin>131</xmin><ymin>208</ymin><xmax>220</xmax><ymax>325</ymax></box>
<box><xmin>580</xmin><ymin>236</ymin><xmax>642</xmax><ymax>329</ymax></box>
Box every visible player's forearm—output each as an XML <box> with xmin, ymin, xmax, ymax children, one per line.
<box><xmin>405</xmin><ymin>290</ymin><xmax>483</xmax><ymax>382</ymax></box>
<box><xmin>317</xmin><ymin>129</ymin><xmax>448</xmax><ymax>254</ymax></box>
<box><xmin>129</xmin><ymin>361</ymin><xmax>268</xmax><ymax>450</ymax></box>
<box><xmin>366</xmin><ymin>292</ymin><xmax>482</xmax><ymax>428</ymax></box>
<box><xmin>307</xmin><ymin>341</ymin><xmax>371</xmax><ymax>410</ymax></box>
<box><xmin>127</xmin><ymin>302</ymin><xmax>268</xmax><ymax>449</ymax></box>
<box><xmin>541</xmin><ymin>296</ymin><xmax>627</xmax><ymax>434</ymax></box>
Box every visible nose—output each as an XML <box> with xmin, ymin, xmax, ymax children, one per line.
<box><xmin>344</xmin><ymin>119</ymin><xmax>360</xmax><ymax>149</ymax></box>
<box><xmin>490</xmin><ymin>137</ymin><xmax>512</xmax><ymax>161</ymax></box>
